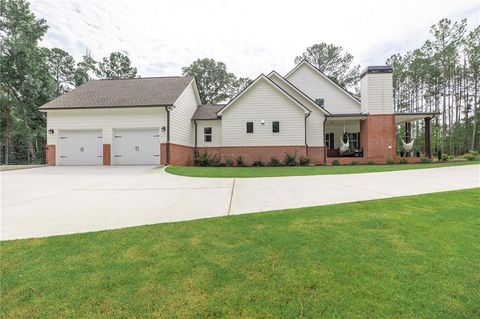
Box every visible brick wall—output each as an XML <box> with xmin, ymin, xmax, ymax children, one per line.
<box><xmin>103</xmin><ymin>144</ymin><xmax>111</xmax><ymax>166</ymax></box>
<box><xmin>161</xmin><ymin>143</ymin><xmax>194</xmax><ymax>166</ymax></box>
<box><xmin>307</xmin><ymin>146</ymin><xmax>325</xmax><ymax>165</ymax></box>
<box><xmin>361</xmin><ymin>115</ymin><xmax>396</xmax><ymax>162</ymax></box>
<box><xmin>46</xmin><ymin>144</ymin><xmax>56</xmax><ymax>166</ymax></box>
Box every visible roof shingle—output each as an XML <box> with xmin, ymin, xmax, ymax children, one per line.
<box><xmin>40</xmin><ymin>76</ymin><xmax>193</xmax><ymax>109</ymax></box>
<box><xmin>191</xmin><ymin>104</ymin><xmax>224</xmax><ymax>120</ymax></box>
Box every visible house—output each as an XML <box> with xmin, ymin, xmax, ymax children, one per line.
<box><xmin>40</xmin><ymin>61</ymin><xmax>437</xmax><ymax>166</ymax></box>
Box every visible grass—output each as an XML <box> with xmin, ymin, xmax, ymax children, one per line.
<box><xmin>1</xmin><ymin>189</ymin><xmax>479</xmax><ymax>318</ymax></box>
<box><xmin>165</xmin><ymin>160</ymin><xmax>480</xmax><ymax>178</ymax></box>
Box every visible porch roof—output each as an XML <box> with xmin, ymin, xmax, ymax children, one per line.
<box><xmin>326</xmin><ymin>113</ymin><xmax>367</xmax><ymax>121</ymax></box>
<box><xmin>394</xmin><ymin>112</ymin><xmax>439</xmax><ymax>124</ymax></box>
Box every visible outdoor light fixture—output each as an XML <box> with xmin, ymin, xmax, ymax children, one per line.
<box><xmin>261</xmin><ymin>120</ymin><xmax>265</xmax><ymax>125</ymax></box>
<box><xmin>48</xmin><ymin>129</ymin><xmax>54</xmax><ymax>134</ymax></box>
<box><xmin>161</xmin><ymin>126</ymin><xmax>166</xmax><ymax>132</ymax></box>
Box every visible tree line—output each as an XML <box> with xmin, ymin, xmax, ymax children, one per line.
<box><xmin>1</xmin><ymin>0</ymin><xmax>478</xmax><ymax>164</ymax></box>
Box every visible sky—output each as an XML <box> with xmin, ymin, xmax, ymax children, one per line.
<box><xmin>31</xmin><ymin>0</ymin><xmax>479</xmax><ymax>79</ymax></box>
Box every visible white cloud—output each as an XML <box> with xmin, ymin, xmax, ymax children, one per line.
<box><xmin>31</xmin><ymin>0</ymin><xmax>479</xmax><ymax>79</ymax></box>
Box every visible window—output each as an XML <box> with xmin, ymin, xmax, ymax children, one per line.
<box><xmin>347</xmin><ymin>132</ymin><xmax>360</xmax><ymax>149</ymax></box>
<box><xmin>204</xmin><ymin>127</ymin><xmax>212</xmax><ymax>142</ymax></box>
<box><xmin>272</xmin><ymin>121</ymin><xmax>280</xmax><ymax>133</ymax></box>
<box><xmin>315</xmin><ymin>98</ymin><xmax>325</xmax><ymax>107</ymax></box>
<box><xmin>325</xmin><ymin>133</ymin><xmax>334</xmax><ymax>149</ymax></box>
<box><xmin>246</xmin><ymin>122</ymin><xmax>254</xmax><ymax>133</ymax></box>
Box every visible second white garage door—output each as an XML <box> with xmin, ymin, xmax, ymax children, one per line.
<box><xmin>112</xmin><ymin>128</ymin><xmax>160</xmax><ymax>165</ymax></box>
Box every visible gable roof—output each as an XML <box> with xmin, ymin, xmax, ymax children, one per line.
<box><xmin>40</xmin><ymin>76</ymin><xmax>195</xmax><ymax>110</ymax></box>
<box><xmin>285</xmin><ymin>60</ymin><xmax>361</xmax><ymax>106</ymax></box>
<box><xmin>217</xmin><ymin>74</ymin><xmax>311</xmax><ymax>116</ymax></box>
<box><xmin>267</xmin><ymin>70</ymin><xmax>330</xmax><ymax>115</ymax></box>
<box><xmin>192</xmin><ymin>103</ymin><xmax>224</xmax><ymax>120</ymax></box>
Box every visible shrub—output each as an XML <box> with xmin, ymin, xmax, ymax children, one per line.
<box><xmin>194</xmin><ymin>150</ymin><xmax>219</xmax><ymax>167</ymax></box>
<box><xmin>399</xmin><ymin>158</ymin><xmax>408</xmax><ymax>164</ymax></box>
<box><xmin>236</xmin><ymin>156</ymin><xmax>245</xmax><ymax>167</ymax></box>
<box><xmin>331</xmin><ymin>159</ymin><xmax>340</xmax><ymax>166</ymax></box>
<box><xmin>367</xmin><ymin>160</ymin><xmax>375</xmax><ymax>165</ymax></box>
<box><xmin>350</xmin><ymin>160</ymin><xmax>358</xmax><ymax>165</ymax></box>
<box><xmin>284</xmin><ymin>152</ymin><xmax>298</xmax><ymax>166</ymax></box>
<box><xmin>252</xmin><ymin>160</ymin><xmax>264</xmax><ymax>167</ymax></box>
<box><xmin>299</xmin><ymin>156</ymin><xmax>310</xmax><ymax>166</ymax></box>
<box><xmin>437</xmin><ymin>150</ymin><xmax>442</xmax><ymax>161</ymax></box>
<box><xmin>441</xmin><ymin>154</ymin><xmax>449</xmax><ymax>162</ymax></box>
<box><xmin>386</xmin><ymin>158</ymin><xmax>396</xmax><ymax>165</ymax></box>
<box><xmin>224</xmin><ymin>159</ymin><xmax>233</xmax><ymax>167</ymax></box>
<box><xmin>465</xmin><ymin>151</ymin><xmax>480</xmax><ymax>161</ymax></box>
<box><xmin>269</xmin><ymin>157</ymin><xmax>281</xmax><ymax>167</ymax></box>
<box><xmin>420</xmin><ymin>157</ymin><xmax>432</xmax><ymax>164</ymax></box>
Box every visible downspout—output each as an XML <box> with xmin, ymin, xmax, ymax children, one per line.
<box><xmin>323</xmin><ymin>116</ymin><xmax>327</xmax><ymax>164</ymax></box>
<box><xmin>305</xmin><ymin>112</ymin><xmax>310</xmax><ymax>156</ymax></box>
<box><xmin>166</xmin><ymin>107</ymin><xmax>171</xmax><ymax>165</ymax></box>
<box><xmin>194</xmin><ymin>120</ymin><xmax>198</xmax><ymax>153</ymax></box>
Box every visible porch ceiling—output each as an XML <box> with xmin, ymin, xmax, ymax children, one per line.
<box><xmin>395</xmin><ymin>112</ymin><xmax>439</xmax><ymax>124</ymax></box>
<box><xmin>326</xmin><ymin>114</ymin><xmax>367</xmax><ymax>122</ymax></box>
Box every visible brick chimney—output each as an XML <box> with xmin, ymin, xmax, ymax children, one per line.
<box><xmin>360</xmin><ymin>66</ymin><xmax>394</xmax><ymax>115</ymax></box>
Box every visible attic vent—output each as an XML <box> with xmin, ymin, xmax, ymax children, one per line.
<box><xmin>315</xmin><ymin>98</ymin><xmax>324</xmax><ymax>107</ymax></box>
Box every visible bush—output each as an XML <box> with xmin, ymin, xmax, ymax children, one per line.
<box><xmin>236</xmin><ymin>156</ymin><xmax>245</xmax><ymax>167</ymax></box>
<box><xmin>441</xmin><ymin>154</ymin><xmax>449</xmax><ymax>162</ymax></box>
<box><xmin>331</xmin><ymin>159</ymin><xmax>340</xmax><ymax>166</ymax></box>
<box><xmin>399</xmin><ymin>158</ymin><xmax>408</xmax><ymax>164</ymax></box>
<box><xmin>367</xmin><ymin>160</ymin><xmax>375</xmax><ymax>165</ymax></box>
<box><xmin>437</xmin><ymin>150</ymin><xmax>442</xmax><ymax>161</ymax></box>
<box><xmin>269</xmin><ymin>157</ymin><xmax>281</xmax><ymax>167</ymax></box>
<box><xmin>194</xmin><ymin>151</ymin><xmax>220</xmax><ymax>167</ymax></box>
<box><xmin>252</xmin><ymin>160</ymin><xmax>264</xmax><ymax>167</ymax></box>
<box><xmin>350</xmin><ymin>160</ymin><xmax>358</xmax><ymax>165</ymax></box>
<box><xmin>386</xmin><ymin>158</ymin><xmax>396</xmax><ymax>165</ymax></box>
<box><xmin>299</xmin><ymin>156</ymin><xmax>310</xmax><ymax>166</ymax></box>
<box><xmin>420</xmin><ymin>157</ymin><xmax>432</xmax><ymax>163</ymax></box>
<box><xmin>465</xmin><ymin>151</ymin><xmax>480</xmax><ymax>161</ymax></box>
<box><xmin>224</xmin><ymin>159</ymin><xmax>233</xmax><ymax>167</ymax></box>
<box><xmin>284</xmin><ymin>152</ymin><xmax>298</xmax><ymax>166</ymax></box>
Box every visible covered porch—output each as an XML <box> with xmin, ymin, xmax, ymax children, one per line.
<box><xmin>325</xmin><ymin>113</ymin><xmax>437</xmax><ymax>164</ymax></box>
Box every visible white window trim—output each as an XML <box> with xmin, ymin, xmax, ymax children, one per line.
<box><xmin>204</xmin><ymin>127</ymin><xmax>212</xmax><ymax>143</ymax></box>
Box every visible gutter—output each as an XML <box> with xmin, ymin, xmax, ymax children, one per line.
<box><xmin>305</xmin><ymin>112</ymin><xmax>310</xmax><ymax>156</ymax></box>
<box><xmin>194</xmin><ymin>120</ymin><xmax>198</xmax><ymax>154</ymax></box>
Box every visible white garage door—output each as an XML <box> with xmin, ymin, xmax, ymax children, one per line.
<box><xmin>57</xmin><ymin>130</ymin><xmax>103</xmax><ymax>165</ymax></box>
<box><xmin>112</xmin><ymin>128</ymin><xmax>160</xmax><ymax>165</ymax></box>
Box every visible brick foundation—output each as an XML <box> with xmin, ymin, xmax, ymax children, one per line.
<box><xmin>46</xmin><ymin>144</ymin><xmax>56</xmax><ymax>166</ymax></box>
<box><xmin>326</xmin><ymin>156</ymin><xmax>422</xmax><ymax>165</ymax></box>
<box><xmin>161</xmin><ymin>143</ymin><xmax>194</xmax><ymax>166</ymax></box>
<box><xmin>103</xmin><ymin>144</ymin><xmax>111</xmax><ymax>165</ymax></box>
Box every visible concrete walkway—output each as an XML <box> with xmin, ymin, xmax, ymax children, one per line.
<box><xmin>1</xmin><ymin>165</ymin><xmax>479</xmax><ymax>240</ymax></box>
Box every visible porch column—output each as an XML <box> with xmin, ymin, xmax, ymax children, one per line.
<box><xmin>424</xmin><ymin>117</ymin><xmax>432</xmax><ymax>159</ymax></box>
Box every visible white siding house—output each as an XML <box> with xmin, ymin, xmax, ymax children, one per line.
<box><xmin>286</xmin><ymin>61</ymin><xmax>361</xmax><ymax>114</ymax></box>
<box><xmin>196</xmin><ymin>120</ymin><xmax>222</xmax><ymax>147</ymax></box>
<box><xmin>360</xmin><ymin>72</ymin><xmax>394</xmax><ymax>114</ymax></box>
<box><xmin>170</xmin><ymin>81</ymin><xmax>202</xmax><ymax>146</ymax></box>
<box><xmin>219</xmin><ymin>76</ymin><xmax>308</xmax><ymax>147</ymax></box>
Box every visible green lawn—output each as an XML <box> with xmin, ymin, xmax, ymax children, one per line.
<box><xmin>2</xmin><ymin>189</ymin><xmax>479</xmax><ymax>318</ymax></box>
<box><xmin>165</xmin><ymin>160</ymin><xmax>480</xmax><ymax>178</ymax></box>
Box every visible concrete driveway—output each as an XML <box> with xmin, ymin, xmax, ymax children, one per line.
<box><xmin>1</xmin><ymin>165</ymin><xmax>479</xmax><ymax>240</ymax></box>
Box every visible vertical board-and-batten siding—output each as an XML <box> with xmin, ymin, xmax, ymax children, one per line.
<box><xmin>221</xmin><ymin>78</ymin><xmax>306</xmax><ymax>147</ymax></box>
<box><xmin>196</xmin><ymin>120</ymin><xmax>222</xmax><ymax>147</ymax></box>
<box><xmin>46</xmin><ymin>107</ymin><xmax>168</xmax><ymax>145</ymax></box>
<box><xmin>360</xmin><ymin>73</ymin><xmax>393</xmax><ymax>114</ymax></box>
<box><xmin>170</xmin><ymin>82</ymin><xmax>199</xmax><ymax>147</ymax></box>
<box><xmin>268</xmin><ymin>73</ymin><xmax>325</xmax><ymax>146</ymax></box>
<box><xmin>286</xmin><ymin>63</ymin><xmax>361</xmax><ymax>114</ymax></box>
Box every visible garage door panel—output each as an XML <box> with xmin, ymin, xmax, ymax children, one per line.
<box><xmin>112</xmin><ymin>128</ymin><xmax>160</xmax><ymax>165</ymax></box>
<box><xmin>57</xmin><ymin>130</ymin><xmax>103</xmax><ymax>166</ymax></box>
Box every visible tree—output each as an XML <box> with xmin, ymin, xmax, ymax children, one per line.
<box><xmin>48</xmin><ymin>48</ymin><xmax>75</xmax><ymax>96</ymax></box>
<box><xmin>294</xmin><ymin>43</ymin><xmax>360</xmax><ymax>93</ymax></box>
<box><xmin>74</xmin><ymin>50</ymin><xmax>97</xmax><ymax>86</ymax></box>
<box><xmin>182</xmin><ymin>58</ymin><xmax>251</xmax><ymax>104</ymax></box>
<box><xmin>465</xmin><ymin>26</ymin><xmax>480</xmax><ymax>150</ymax></box>
<box><xmin>0</xmin><ymin>0</ymin><xmax>53</xmax><ymax>163</ymax></box>
<box><xmin>96</xmin><ymin>51</ymin><xmax>137</xmax><ymax>79</ymax></box>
